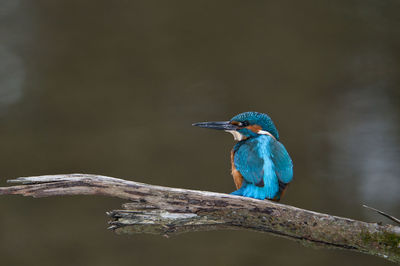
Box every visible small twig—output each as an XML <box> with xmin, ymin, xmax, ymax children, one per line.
<box><xmin>363</xmin><ymin>204</ymin><xmax>400</xmax><ymax>225</ymax></box>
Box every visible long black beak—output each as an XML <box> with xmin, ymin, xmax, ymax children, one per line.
<box><xmin>192</xmin><ymin>121</ymin><xmax>238</xmax><ymax>131</ymax></box>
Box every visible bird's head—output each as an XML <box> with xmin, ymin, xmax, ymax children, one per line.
<box><xmin>192</xmin><ymin>111</ymin><xmax>279</xmax><ymax>141</ymax></box>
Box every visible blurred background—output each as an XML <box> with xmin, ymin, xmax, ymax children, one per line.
<box><xmin>0</xmin><ymin>0</ymin><xmax>399</xmax><ymax>265</ymax></box>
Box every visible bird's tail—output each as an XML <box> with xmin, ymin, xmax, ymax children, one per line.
<box><xmin>231</xmin><ymin>182</ymin><xmax>268</xmax><ymax>200</ymax></box>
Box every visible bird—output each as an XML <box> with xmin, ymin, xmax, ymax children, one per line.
<box><xmin>193</xmin><ymin>111</ymin><xmax>293</xmax><ymax>201</ymax></box>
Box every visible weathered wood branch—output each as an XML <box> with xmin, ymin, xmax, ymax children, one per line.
<box><xmin>0</xmin><ymin>174</ymin><xmax>399</xmax><ymax>263</ymax></box>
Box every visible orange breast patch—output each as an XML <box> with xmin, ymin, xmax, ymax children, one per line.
<box><xmin>231</xmin><ymin>149</ymin><xmax>243</xmax><ymax>189</ymax></box>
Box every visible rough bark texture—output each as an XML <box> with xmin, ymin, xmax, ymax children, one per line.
<box><xmin>0</xmin><ymin>174</ymin><xmax>399</xmax><ymax>263</ymax></box>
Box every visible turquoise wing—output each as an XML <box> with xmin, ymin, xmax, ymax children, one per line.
<box><xmin>270</xmin><ymin>139</ymin><xmax>293</xmax><ymax>184</ymax></box>
<box><xmin>233</xmin><ymin>139</ymin><xmax>265</xmax><ymax>187</ymax></box>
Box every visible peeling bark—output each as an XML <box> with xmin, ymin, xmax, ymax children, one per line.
<box><xmin>0</xmin><ymin>174</ymin><xmax>399</xmax><ymax>263</ymax></box>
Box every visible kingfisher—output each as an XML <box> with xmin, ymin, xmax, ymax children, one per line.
<box><xmin>193</xmin><ymin>111</ymin><xmax>293</xmax><ymax>201</ymax></box>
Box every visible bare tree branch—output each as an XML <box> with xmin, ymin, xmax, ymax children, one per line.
<box><xmin>1</xmin><ymin>174</ymin><xmax>399</xmax><ymax>263</ymax></box>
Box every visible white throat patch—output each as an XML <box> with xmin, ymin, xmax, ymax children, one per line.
<box><xmin>225</xmin><ymin>130</ymin><xmax>245</xmax><ymax>141</ymax></box>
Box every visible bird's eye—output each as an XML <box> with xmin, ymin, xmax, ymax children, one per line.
<box><xmin>240</xmin><ymin>121</ymin><xmax>249</xmax><ymax>127</ymax></box>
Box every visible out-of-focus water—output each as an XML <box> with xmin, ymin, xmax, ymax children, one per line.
<box><xmin>0</xmin><ymin>1</ymin><xmax>399</xmax><ymax>265</ymax></box>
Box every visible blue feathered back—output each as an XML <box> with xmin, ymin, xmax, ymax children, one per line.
<box><xmin>231</xmin><ymin>135</ymin><xmax>293</xmax><ymax>200</ymax></box>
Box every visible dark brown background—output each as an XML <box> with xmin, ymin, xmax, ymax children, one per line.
<box><xmin>0</xmin><ymin>1</ymin><xmax>399</xmax><ymax>265</ymax></box>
